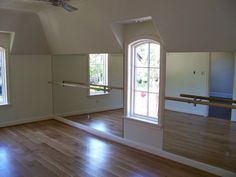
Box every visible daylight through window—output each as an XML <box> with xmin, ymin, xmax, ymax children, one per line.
<box><xmin>89</xmin><ymin>53</ymin><xmax>108</xmax><ymax>96</ymax></box>
<box><xmin>0</xmin><ymin>47</ymin><xmax>8</xmax><ymax>105</ymax></box>
<box><xmin>127</xmin><ymin>40</ymin><xmax>160</xmax><ymax>123</ymax></box>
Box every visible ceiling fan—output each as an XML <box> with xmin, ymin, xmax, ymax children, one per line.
<box><xmin>37</xmin><ymin>0</ymin><xmax>78</xmax><ymax>12</ymax></box>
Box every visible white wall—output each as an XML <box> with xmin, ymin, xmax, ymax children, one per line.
<box><xmin>124</xmin><ymin>21</ymin><xmax>161</xmax><ymax>42</ymax></box>
<box><xmin>52</xmin><ymin>54</ymin><xmax>123</xmax><ymax>116</ymax></box>
<box><xmin>0</xmin><ymin>33</ymin><xmax>10</xmax><ymax>49</ymax></box>
<box><xmin>35</xmin><ymin>0</ymin><xmax>236</xmax><ymax>53</ymax></box>
<box><xmin>0</xmin><ymin>55</ymin><xmax>53</xmax><ymax>125</ymax></box>
<box><xmin>210</xmin><ymin>52</ymin><xmax>235</xmax><ymax>98</ymax></box>
<box><xmin>165</xmin><ymin>52</ymin><xmax>210</xmax><ymax>116</ymax></box>
<box><xmin>124</xmin><ymin>119</ymin><xmax>163</xmax><ymax>149</ymax></box>
<box><xmin>0</xmin><ymin>9</ymin><xmax>50</xmax><ymax>54</ymax></box>
<box><xmin>231</xmin><ymin>52</ymin><xmax>236</xmax><ymax>121</ymax></box>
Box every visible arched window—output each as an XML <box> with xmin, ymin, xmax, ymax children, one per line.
<box><xmin>0</xmin><ymin>47</ymin><xmax>8</xmax><ymax>105</ymax></box>
<box><xmin>127</xmin><ymin>39</ymin><xmax>160</xmax><ymax>123</ymax></box>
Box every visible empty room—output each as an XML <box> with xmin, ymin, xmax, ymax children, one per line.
<box><xmin>0</xmin><ymin>0</ymin><xmax>235</xmax><ymax>177</ymax></box>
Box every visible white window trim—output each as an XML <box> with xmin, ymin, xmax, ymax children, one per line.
<box><xmin>88</xmin><ymin>53</ymin><xmax>109</xmax><ymax>96</ymax></box>
<box><xmin>0</xmin><ymin>46</ymin><xmax>10</xmax><ymax>106</ymax></box>
<box><xmin>126</xmin><ymin>39</ymin><xmax>161</xmax><ymax>125</ymax></box>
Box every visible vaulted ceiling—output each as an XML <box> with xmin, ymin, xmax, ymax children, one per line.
<box><xmin>0</xmin><ymin>0</ymin><xmax>236</xmax><ymax>54</ymax></box>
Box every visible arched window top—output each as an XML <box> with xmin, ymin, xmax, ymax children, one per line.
<box><xmin>129</xmin><ymin>38</ymin><xmax>160</xmax><ymax>47</ymax></box>
<box><xmin>133</xmin><ymin>40</ymin><xmax>160</xmax><ymax>69</ymax></box>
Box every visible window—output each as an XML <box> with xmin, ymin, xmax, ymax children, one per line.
<box><xmin>0</xmin><ymin>47</ymin><xmax>8</xmax><ymax>105</ymax></box>
<box><xmin>127</xmin><ymin>40</ymin><xmax>160</xmax><ymax>123</ymax></box>
<box><xmin>89</xmin><ymin>53</ymin><xmax>108</xmax><ymax>96</ymax></box>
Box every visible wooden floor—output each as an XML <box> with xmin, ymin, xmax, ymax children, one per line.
<box><xmin>0</xmin><ymin>120</ymin><xmax>217</xmax><ymax>177</ymax></box>
<box><xmin>65</xmin><ymin>109</ymin><xmax>236</xmax><ymax>172</ymax></box>
<box><xmin>163</xmin><ymin>110</ymin><xmax>236</xmax><ymax>172</ymax></box>
<box><xmin>65</xmin><ymin>109</ymin><xmax>123</xmax><ymax>137</ymax></box>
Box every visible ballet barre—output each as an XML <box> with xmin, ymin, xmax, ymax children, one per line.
<box><xmin>48</xmin><ymin>80</ymin><xmax>123</xmax><ymax>92</ymax></box>
<box><xmin>165</xmin><ymin>95</ymin><xmax>236</xmax><ymax>110</ymax></box>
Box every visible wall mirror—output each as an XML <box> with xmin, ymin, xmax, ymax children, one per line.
<box><xmin>52</xmin><ymin>54</ymin><xmax>124</xmax><ymax>138</ymax></box>
<box><xmin>163</xmin><ymin>52</ymin><xmax>236</xmax><ymax>172</ymax></box>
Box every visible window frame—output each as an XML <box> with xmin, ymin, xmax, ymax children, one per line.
<box><xmin>88</xmin><ymin>53</ymin><xmax>109</xmax><ymax>96</ymax></box>
<box><xmin>126</xmin><ymin>39</ymin><xmax>161</xmax><ymax>124</ymax></box>
<box><xmin>0</xmin><ymin>46</ymin><xmax>9</xmax><ymax>106</ymax></box>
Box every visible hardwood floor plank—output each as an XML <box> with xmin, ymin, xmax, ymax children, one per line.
<box><xmin>65</xmin><ymin>109</ymin><xmax>124</xmax><ymax>137</ymax></box>
<box><xmin>163</xmin><ymin>110</ymin><xmax>236</xmax><ymax>172</ymax></box>
<box><xmin>0</xmin><ymin>120</ymin><xmax>218</xmax><ymax>177</ymax></box>
<box><xmin>0</xmin><ymin>130</ymin><xmax>59</xmax><ymax>177</ymax></box>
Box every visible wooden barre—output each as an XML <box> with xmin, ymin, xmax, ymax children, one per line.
<box><xmin>48</xmin><ymin>81</ymin><xmax>110</xmax><ymax>91</ymax></box>
<box><xmin>165</xmin><ymin>96</ymin><xmax>236</xmax><ymax>110</ymax></box>
<box><xmin>180</xmin><ymin>94</ymin><xmax>236</xmax><ymax>104</ymax></box>
<box><xmin>48</xmin><ymin>81</ymin><xmax>123</xmax><ymax>91</ymax></box>
<box><xmin>63</xmin><ymin>80</ymin><xmax>124</xmax><ymax>90</ymax></box>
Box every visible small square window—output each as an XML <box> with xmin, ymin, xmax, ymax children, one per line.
<box><xmin>0</xmin><ymin>47</ymin><xmax>9</xmax><ymax>105</ymax></box>
<box><xmin>89</xmin><ymin>54</ymin><xmax>108</xmax><ymax>96</ymax></box>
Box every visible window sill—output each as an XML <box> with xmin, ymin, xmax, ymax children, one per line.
<box><xmin>126</xmin><ymin>116</ymin><xmax>160</xmax><ymax>127</ymax></box>
<box><xmin>88</xmin><ymin>93</ymin><xmax>109</xmax><ymax>97</ymax></box>
<box><xmin>0</xmin><ymin>103</ymin><xmax>12</xmax><ymax>109</ymax></box>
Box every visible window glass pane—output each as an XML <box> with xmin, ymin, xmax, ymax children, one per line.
<box><xmin>135</xmin><ymin>43</ymin><xmax>148</xmax><ymax>67</ymax></box>
<box><xmin>89</xmin><ymin>54</ymin><xmax>108</xmax><ymax>95</ymax></box>
<box><xmin>150</xmin><ymin>43</ymin><xmax>160</xmax><ymax>68</ymax></box>
<box><xmin>0</xmin><ymin>47</ymin><xmax>7</xmax><ymax>105</ymax></box>
<box><xmin>149</xmin><ymin>68</ymin><xmax>160</xmax><ymax>93</ymax></box>
<box><xmin>90</xmin><ymin>64</ymin><xmax>104</xmax><ymax>84</ymax></box>
<box><xmin>135</xmin><ymin>68</ymin><xmax>148</xmax><ymax>91</ymax></box>
<box><xmin>0</xmin><ymin>52</ymin><xmax>2</xmax><ymax>103</ymax></box>
<box><xmin>148</xmin><ymin>93</ymin><xmax>159</xmax><ymax>118</ymax></box>
<box><xmin>134</xmin><ymin>91</ymin><xmax>148</xmax><ymax>116</ymax></box>
<box><xmin>90</xmin><ymin>89</ymin><xmax>106</xmax><ymax>95</ymax></box>
<box><xmin>128</xmin><ymin>41</ymin><xmax>160</xmax><ymax>123</ymax></box>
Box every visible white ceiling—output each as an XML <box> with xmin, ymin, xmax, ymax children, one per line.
<box><xmin>0</xmin><ymin>0</ymin><xmax>236</xmax><ymax>54</ymax></box>
<box><xmin>0</xmin><ymin>0</ymin><xmax>47</xmax><ymax>12</ymax></box>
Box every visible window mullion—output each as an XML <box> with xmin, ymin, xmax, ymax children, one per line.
<box><xmin>147</xmin><ymin>43</ymin><xmax>151</xmax><ymax>117</ymax></box>
<box><xmin>0</xmin><ymin>50</ymin><xmax>2</xmax><ymax>103</ymax></box>
<box><xmin>0</xmin><ymin>48</ymin><xmax>7</xmax><ymax>105</ymax></box>
<box><xmin>3</xmin><ymin>50</ymin><xmax>6</xmax><ymax>103</ymax></box>
<box><xmin>104</xmin><ymin>54</ymin><xmax>106</xmax><ymax>85</ymax></box>
<box><xmin>132</xmin><ymin>47</ymin><xmax>137</xmax><ymax>116</ymax></box>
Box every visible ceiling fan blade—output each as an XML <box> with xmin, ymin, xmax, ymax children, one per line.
<box><xmin>62</xmin><ymin>2</ymin><xmax>78</xmax><ymax>12</ymax></box>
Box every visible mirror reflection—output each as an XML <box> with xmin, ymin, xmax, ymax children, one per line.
<box><xmin>52</xmin><ymin>53</ymin><xmax>124</xmax><ymax>137</ymax></box>
<box><xmin>165</xmin><ymin>52</ymin><xmax>235</xmax><ymax>120</ymax></box>
<box><xmin>164</xmin><ymin>52</ymin><xmax>236</xmax><ymax>171</ymax></box>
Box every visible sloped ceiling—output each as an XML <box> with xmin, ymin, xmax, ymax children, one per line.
<box><xmin>0</xmin><ymin>9</ymin><xmax>50</xmax><ymax>54</ymax></box>
<box><xmin>0</xmin><ymin>0</ymin><xmax>236</xmax><ymax>54</ymax></box>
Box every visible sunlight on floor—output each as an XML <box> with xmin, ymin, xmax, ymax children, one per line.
<box><xmin>0</xmin><ymin>147</ymin><xmax>13</xmax><ymax>176</ymax></box>
<box><xmin>90</xmin><ymin>122</ymin><xmax>108</xmax><ymax>132</ymax></box>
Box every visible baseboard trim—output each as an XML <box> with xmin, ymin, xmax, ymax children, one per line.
<box><xmin>56</xmin><ymin>105</ymin><xmax>123</xmax><ymax>117</ymax></box>
<box><xmin>0</xmin><ymin>115</ymin><xmax>53</xmax><ymax>128</ymax></box>
<box><xmin>54</xmin><ymin>116</ymin><xmax>235</xmax><ymax>177</ymax></box>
